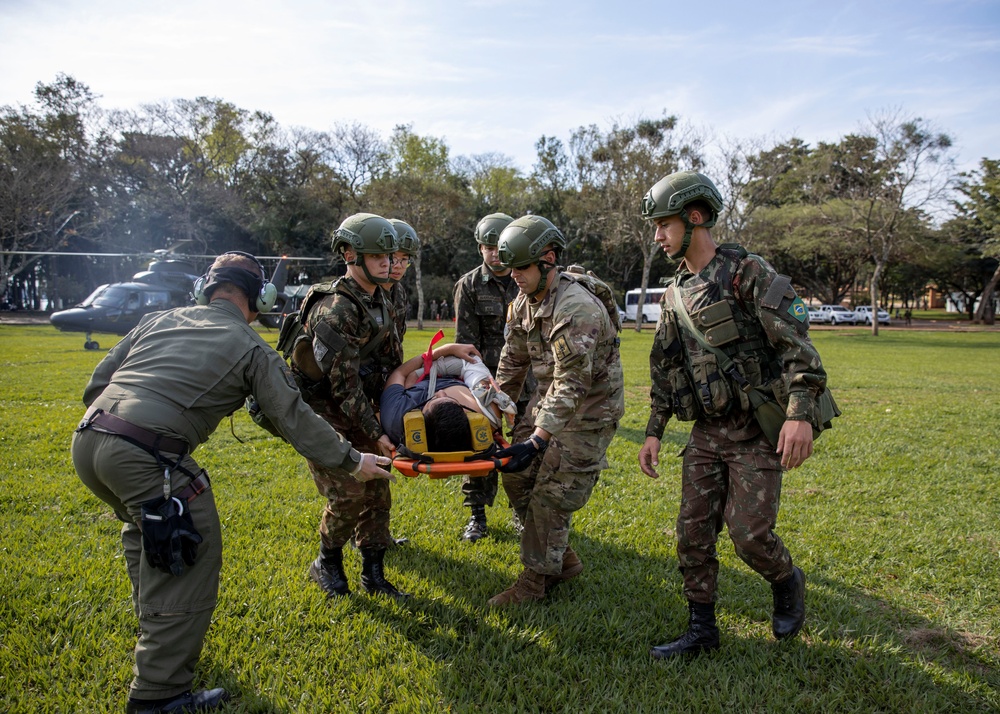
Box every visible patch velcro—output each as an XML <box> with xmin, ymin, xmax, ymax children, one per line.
<box><xmin>762</xmin><ymin>275</ymin><xmax>793</xmax><ymax>310</ymax></box>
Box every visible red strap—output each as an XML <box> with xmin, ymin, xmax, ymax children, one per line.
<box><xmin>418</xmin><ymin>330</ymin><xmax>445</xmax><ymax>382</ymax></box>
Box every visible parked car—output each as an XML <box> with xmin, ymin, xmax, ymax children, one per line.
<box><xmin>819</xmin><ymin>305</ymin><xmax>858</xmax><ymax>325</ymax></box>
<box><xmin>808</xmin><ymin>307</ymin><xmax>830</xmax><ymax>324</ymax></box>
<box><xmin>854</xmin><ymin>305</ymin><xmax>891</xmax><ymax>325</ymax></box>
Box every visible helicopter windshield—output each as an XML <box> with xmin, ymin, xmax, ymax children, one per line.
<box><xmin>79</xmin><ymin>285</ymin><xmax>129</xmax><ymax>308</ymax></box>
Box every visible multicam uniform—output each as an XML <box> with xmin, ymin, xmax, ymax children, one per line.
<box><xmin>496</xmin><ymin>271</ymin><xmax>624</xmax><ymax>576</ymax></box>
<box><xmin>71</xmin><ymin>299</ymin><xmax>360</xmax><ymax>702</ymax></box>
<box><xmin>294</xmin><ymin>276</ymin><xmax>401</xmax><ymax>551</ymax></box>
<box><xmin>646</xmin><ymin>244</ymin><xmax>827</xmax><ymax>604</ymax></box>
<box><xmin>454</xmin><ymin>263</ymin><xmax>523</xmax><ymax>505</ymax></box>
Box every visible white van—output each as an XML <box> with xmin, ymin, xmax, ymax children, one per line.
<box><xmin>624</xmin><ymin>287</ymin><xmax>666</xmax><ymax>323</ymax></box>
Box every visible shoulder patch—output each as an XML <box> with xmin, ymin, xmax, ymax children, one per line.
<box><xmin>552</xmin><ymin>333</ymin><xmax>578</xmax><ymax>362</ymax></box>
<box><xmin>762</xmin><ymin>274</ymin><xmax>793</xmax><ymax>310</ymax></box>
<box><xmin>788</xmin><ymin>297</ymin><xmax>808</xmax><ymax>322</ymax></box>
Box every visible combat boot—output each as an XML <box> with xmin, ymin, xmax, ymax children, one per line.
<box><xmin>545</xmin><ymin>545</ymin><xmax>583</xmax><ymax>590</ymax></box>
<box><xmin>360</xmin><ymin>546</ymin><xmax>411</xmax><ymax>599</ymax></box>
<box><xmin>487</xmin><ymin>568</ymin><xmax>546</xmax><ymax>606</ymax></box>
<box><xmin>650</xmin><ymin>601</ymin><xmax>720</xmax><ymax>660</ymax></box>
<box><xmin>126</xmin><ymin>688</ymin><xmax>230</xmax><ymax>713</ymax></box>
<box><xmin>771</xmin><ymin>566</ymin><xmax>806</xmax><ymax>640</ymax></box>
<box><xmin>308</xmin><ymin>544</ymin><xmax>350</xmax><ymax>597</ymax></box>
<box><xmin>462</xmin><ymin>505</ymin><xmax>488</xmax><ymax>542</ymax></box>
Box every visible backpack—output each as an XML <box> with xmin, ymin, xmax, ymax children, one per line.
<box><xmin>564</xmin><ymin>265</ymin><xmax>622</xmax><ymax>332</ymax></box>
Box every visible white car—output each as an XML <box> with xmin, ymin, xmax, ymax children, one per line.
<box><xmin>808</xmin><ymin>308</ymin><xmax>830</xmax><ymax>324</ymax></box>
<box><xmin>819</xmin><ymin>305</ymin><xmax>857</xmax><ymax>325</ymax></box>
<box><xmin>854</xmin><ymin>305</ymin><xmax>891</xmax><ymax>325</ymax></box>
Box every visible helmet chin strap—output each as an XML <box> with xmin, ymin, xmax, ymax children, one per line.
<box><xmin>355</xmin><ymin>255</ymin><xmax>392</xmax><ymax>285</ymax></box>
<box><xmin>529</xmin><ymin>259</ymin><xmax>555</xmax><ymax>299</ymax></box>
<box><xmin>666</xmin><ymin>209</ymin><xmax>695</xmax><ymax>262</ymax></box>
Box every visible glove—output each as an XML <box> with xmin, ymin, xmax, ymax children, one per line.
<box><xmin>495</xmin><ymin>435</ymin><xmax>547</xmax><ymax>473</ymax></box>
<box><xmin>140</xmin><ymin>496</ymin><xmax>204</xmax><ymax>576</ymax></box>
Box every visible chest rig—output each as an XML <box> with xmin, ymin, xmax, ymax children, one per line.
<box><xmin>282</xmin><ymin>278</ymin><xmax>394</xmax><ymax>397</ymax></box>
<box><xmin>661</xmin><ymin>245</ymin><xmax>781</xmax><ymax>420</ymax></box>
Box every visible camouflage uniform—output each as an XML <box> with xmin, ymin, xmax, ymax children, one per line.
<box><xmin>294</xmin><ymin>276</ymin><xmax>401</xmax><ymax>551</ymax></box>
<box><xmin>387</xmin><ymin>280</ymin><xmax>408</xmax><ymax>367</ymax></box>
<box><xmin>454</xmin><ymin>263</ymin><xmax>523</xmax><ymax>506</ymax></box>
<box><xmin>646</xmin><ymin>245</ymin><xmax>828</xmax><ymax>604</ymax></box>
<box><xmin>497</xmin><ymin>270</ymin><xmax>624</xmax><ymax>576</ymax></box>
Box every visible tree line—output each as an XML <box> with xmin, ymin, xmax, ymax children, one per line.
<box><xmin>2</xmin><ymin>74</ymin><xmax>997</xmax><ymax>328</ymax></box>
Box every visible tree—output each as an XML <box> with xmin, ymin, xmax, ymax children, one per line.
<box><xmin>951</xmin><ymin>158</ymin><xmax>1000</xmax><ymax>323</ymax></box>
<box><xmin>563</xmin><ymin>115</ymin><xmax>702</xmax><ymax>330</ymax></box>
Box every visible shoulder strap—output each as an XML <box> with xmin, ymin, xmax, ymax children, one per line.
<box><xmin>671</xmin><ymin>282</ymin><xmax>766</xmax><ymax>410</ymax></box>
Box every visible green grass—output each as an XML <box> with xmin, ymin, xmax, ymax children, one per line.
<box><xmin>1</xmin><ymin>324</ymin><xmax>998</xmax><ymax>713</ymax></box>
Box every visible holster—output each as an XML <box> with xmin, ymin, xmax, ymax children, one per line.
<box><xmin>140</xmin><ymin>495</ymin><xmax>203</xmax><ymax>576</ymax></box>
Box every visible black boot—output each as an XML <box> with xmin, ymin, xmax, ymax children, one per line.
<box><xmin>462</xmin><ymin>505</ymin><xmax>488</xmax><ymax>542</ymax></box>
<box><xmin>309</xmin><ymin>544</ymin><xmax>350</xmax><ymax>597</ymax></box>
<box><xmin>771</xmin><ymin>566</ymin><xmax>806</xmax><ymax>640</ymax></box>
<box><xmin>126</xmin><ymin>688</ymin><xmax>230</xmax><ymax>713</ymax></box>
<box><xmin>650</xmin><ymin>601</ymin><xmax>720</xmax><ymax>660</ymax></box>
<box><xmin>360</xmin><ymin>546</ymin><xmax>410</xmax><ymax>599</ymax></box>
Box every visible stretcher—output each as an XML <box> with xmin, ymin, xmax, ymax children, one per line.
<box><xmin>390</xmin><ymin>408</ymin><xmax>510</xmax><ymax>479</ymax></box>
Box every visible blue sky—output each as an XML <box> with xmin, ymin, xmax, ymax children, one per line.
<box><xmin>1</xmin><ymin>0</ymin><xmax>997</xmax><ymax>174</ymax></box>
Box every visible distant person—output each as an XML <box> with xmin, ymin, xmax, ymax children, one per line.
<box><xmin>905</xmin><ymin>308</ymin><xmax>912</xmax><ymax>326</ymax></box>
<box><xmin>71</xmin><ymin>251</ymin><xmax>392</xmax><ymax>713</ymax></box>
<box><xmin>453</xmin><ymin>213</ymin><xmax>524</xmax><ymax>541</ymax></box>
<box><xmin>637</xmin><ymin>171</ymin><xmax>834</xmax><ymax>659</ymax></box>
<box><xmin>440</xmin><ymin>299</ymin><xmax>450</xmax><ymax>321</ymax></box>
<box><xmin>489</xmin><ymin>215</ymin><xmax>624</xmax><ymax>606</ymax></box>
<box><xmin>430</xmin><ymin>299</ymin><xmax>439</xmax><ymax>321</ymax></box>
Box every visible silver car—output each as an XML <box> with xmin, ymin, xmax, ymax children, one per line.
<box><xmin>820</xmin><ymin>305</ymin><xmax>858</xmax><ymax>325</ymax></box>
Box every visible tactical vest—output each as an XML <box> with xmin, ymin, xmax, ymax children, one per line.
<box><xmin>280</xmin><ymin>278</ymin><xmax>394</xmax><ymax>397</ymax></box>
<box><xmin>661</xmin><ymin>245</ymin><xmax>783</xmax><ymax>421</ymax></box>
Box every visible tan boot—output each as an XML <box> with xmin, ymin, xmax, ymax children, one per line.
<box><xmin>545</xmin><ymin>545</ymin><xmax>584</xmax><ymax>590</ymax></box>
<box><xmin>487</xmin><ymin>568</ymin><xmax>546</xmax><ymax>606</ymax></box>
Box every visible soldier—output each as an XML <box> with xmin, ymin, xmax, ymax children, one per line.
<box><xmin>637</xmin><ymin>171</ymin><xmax>831</xmax><ymax>659</ymax></box>
<box><xmin>385</xmin><ymin>218</ymin><xmax>420</xmax><ymax>365</ymax></box>
<box><xmin>453</xmin><ymin>212</ymin><xmax>519</xmax><ymax>541</ymax></box>
<box><xmin>289</xmin><ymin>213</ymin><xmax>408</xmax><ymax>599</ymax></box>
<box><xmin>71</xmin><ymin>251</ymin><xmax>392</xmax><ymax>713</ymax></box>
<box><xmin>489</xmin><ymin>215</ymin><xmax>624</xmax><ymax>606</ymax></box>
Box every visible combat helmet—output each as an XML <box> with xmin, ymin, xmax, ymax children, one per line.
<box><xmin>640</xmin><ymin>171</ymin><xmax>724</xmax><ymax>261</ymax></box>
<box><xmin>497</xmin><ymin>215</ymin><xmax>566</xmax><ymax>298</ymax></box>
<box><xmin>388</xmin><ymin>219</ymin><xmax>420</xmax><ymax>256</ymax></box>
<box><xmin>331</xmin><ymin>213</ymin><xmax>398</xmax><ymax>284</ymax></box>
<box><xmin>475</xmin><ymin>213</ymin><xmax>515</xmax><ymax>247</ymax></box>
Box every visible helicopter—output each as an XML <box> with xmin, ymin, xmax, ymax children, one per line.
<box><xmin>4</xmin><ymin>247</ymin><xmax>322</xmax><ymax>349</ymax></box>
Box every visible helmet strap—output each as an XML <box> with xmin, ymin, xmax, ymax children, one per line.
<box><xmin>667</xmin><ymin>209</ymin><xmax>695</xmax><ymax>262</ymax></box>
<box><xmin>351</xmin><ymin>253</ymin><xmax>392</xmax><ymax>285</ymax></box>
<box><xmin>530</xmin><ymin>259</ymin><xmax>555</xmax><ymax>299</ymax></box>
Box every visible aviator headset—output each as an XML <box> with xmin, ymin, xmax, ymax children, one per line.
<box><xmin>193</xmin><ymin>251</ymin><xmax>278</xmax><ymax>313</ymax></box>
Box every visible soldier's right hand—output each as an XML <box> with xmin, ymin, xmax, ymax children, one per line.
<box><xmin>638</xmin><ymin>436</ymin><xmax>661</xmax><ymax>479</ymax></box>
<box><xmin>376</xmin><ymin>434</ymin><xmax>395</xmax><ymax>458</ymax></box>
<box><xmin>353</xmin><ymin>453</ymin><xmax>396</xmax><ymax>483</ymax></box>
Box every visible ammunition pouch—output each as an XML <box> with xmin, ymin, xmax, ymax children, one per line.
<box><xmin>140</xmin><ymin>495</ymin><xmax>203</xmax><ymax>576</ymax></box>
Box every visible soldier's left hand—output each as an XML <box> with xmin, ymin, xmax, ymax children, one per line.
<box><xmin>777</xmin><ymin>420</ymin><xmax>813</xmax><ymax>469</ymax></box>
<box><xmin>495</xmin><ymin>438</ymin><xmax>544</xmax><ymax>472</ymax></box>
<box><xmin>376</xmin><ymin>434</ymin><xmax>395</xmax><ymax>458</ymax></box>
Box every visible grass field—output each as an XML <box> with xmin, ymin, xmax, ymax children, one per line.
<box><xmin>1</xmin><ymin>324</ymin><xmax>998</xmax><ymax>713</ymax></box>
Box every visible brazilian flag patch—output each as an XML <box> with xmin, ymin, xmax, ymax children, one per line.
<box><xmin>788</xmin><ymin>297</ymin><xmax>807</xmax><ymax>322</ymax></box>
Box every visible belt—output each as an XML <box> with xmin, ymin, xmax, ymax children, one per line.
<box><xmin>79</xmin><ymin>407</ymin><xmax>188</xmax><ymax>455</ymax></box>
<box><xmin>176</xmin><ymin>472</ymin><xmax>210</xmax><ymax>502</ymax></box>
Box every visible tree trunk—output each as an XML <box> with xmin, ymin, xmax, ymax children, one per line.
<box><xmin>973</xmin><ymin>262</ymin><xmax>999</xmax><ymax>325</ymax></box>
<box><xmin>414</xmin><ymin>252</ymin><xmax>424</xmax><ymax>331</ymax></box>
<box><xmin>869</xmin><ymin>260</ymin><xmax>883</xmax><ymax>337</ymax></box>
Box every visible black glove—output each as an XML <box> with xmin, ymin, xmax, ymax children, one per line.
<box><xmin>140</xmin><ymin>496</ymin><xmax>204</xmax><ymax>576</ymax></box>
<box><xmin>495</xmin><ymin>435</ymin><xmax>547</xmax><ymax>473</ymax></box>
